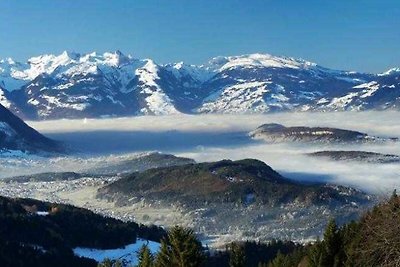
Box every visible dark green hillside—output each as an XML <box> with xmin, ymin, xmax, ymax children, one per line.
<box><xmin>97</xmin><ymin>159</ymin><xmax>369</xmax><ymax>207</ymax></box>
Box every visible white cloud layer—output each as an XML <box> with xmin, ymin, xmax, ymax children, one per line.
<box><xmin>28</xmin><ymin>111</ymin><xmax>400</xmax><ymax>137</ymax></box>
<box><xmin>2</xmin><ymin>111</ymin><xmax>399</xmax><ymax>194</ymax></box>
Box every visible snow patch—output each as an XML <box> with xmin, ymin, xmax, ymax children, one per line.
<box><xmin>136</xmin><ymin>60</ymin><xmax>180</xmax><ymax>115</ymax></box>
<box><xmin>353</xmin><ymin>81</ymin><xmax>380</xmax><ymax>98</ymax></box>
<box><xmin>327</xmin><ymin>93</ymin><xmax>359</xmax><ymax>110</ymax></box>
<box><xmin>378</xmin><ymin>68</ymin><xmax>400</xmax><ymax>76</ymax></box>
<box><xmin>0</xmin><ymin>89</ymin><xmax>12</xmax><ymax>108</ymax></box>
<box><xmin>199</xmin><ymin>81</ymin><xmax>272</xmax><ymax>114</ymax></box>
<box><xmin>73</xmin><ymin>239</ymin><xmax>160</xmax><ymax>265</ymax></box>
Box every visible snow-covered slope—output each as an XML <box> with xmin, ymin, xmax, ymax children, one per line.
<box><xmin>134</xmin><ymin>60</ymin><xmax>179</xmax><ymax>115</ymax></box>
<box><xmin>0</xmin><ymin>51</ymin><xmax>398</xmax><ymax>119</ymax></box>
<box><xmin>0</xmin><ymin>87</ymin><xmax>12</xmax><ymax>109</ymax></box>
<box><xmin>197</xmin><ymin>54</ymin><xmax>374</xmax><ymax>113</ymax></box>
<box><xmin>2</xmin><ymin>51</ymin><xmax>191</xmax><ymax>119</ymax></box>
<box><xmin>0</xmin><ymin>58</ymin><xmax>29</xmax><ymax>91</ymax></box>
<box><xmin>321</xmin><ymin>68</ymin><xmax>400</xmax><ymax>111</ymax></box>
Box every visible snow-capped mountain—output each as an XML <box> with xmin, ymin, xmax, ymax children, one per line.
<box><xmin>197</xmin><ymin>54</ymin><xmax>374</xmax><ymax>113</ymax></box>
<box><xmin>0</xmin><ymin>103</ymin><xmax>63</xmax><ymax>153</ymax></box>
<box><xmin>0</xmin><ymin>51</ymin><xmax>398</xmax><ymax>119</ymax></box>
<box><xmin>320</xmin><ymin>68</ymin><xmax>400</xmax><ymax>111</ymax></box>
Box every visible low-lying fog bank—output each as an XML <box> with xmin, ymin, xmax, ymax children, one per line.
<box><xmin>28</xmin><ymin>111</ymin><xmax>400</xmax><ymax>137</ymax></box>
<box><xmin>2</xmin><ymin>111</ymin><xmax>398</xmax><ymax>194</ymax></box>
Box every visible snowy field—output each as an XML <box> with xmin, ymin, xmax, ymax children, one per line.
<box><xmin>73</xmin><ymin>239</ymin><xmax>160</xmax><ymax>265</ymax></box>
<box><xmin>1</xmin><ymin>111</ymin><xmax>399</xmax><ymax>194</ymax></box>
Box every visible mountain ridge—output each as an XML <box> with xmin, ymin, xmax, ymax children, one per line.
<box><xmin>0</xmin><ymin>103</ymin><xmax>64</xmax><ymax>154</ymax></box>
<box><xmin>1</xmin><ymin>51</ymin><xmax>399</xmax><ymax>119</ymax></box>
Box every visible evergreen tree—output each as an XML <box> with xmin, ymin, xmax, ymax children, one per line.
<box><xmin>137</xmin><ymin>244</ymin><xmax>154</xmax><ymax>267</ymax></box>
<box><xmin>154</xmin><ymin>226</ymin><xmax>204</xmax><ymax>267</ymax></box>
<box><xmin>340</xmin><ymin>221</ymin><xmax>360</xmax><ymax>267</ymax></box>
<box><xmin>307</xmin><ymin>241</ymin><xmax>323</xmax><ymax>267</ymax></box>
<box><xmin>154</xmin><ymin>239</ymin><xmax>170</xmax><ymax>267</ymax></box>
<box><xmin>307</xmin><ymin>220</ymin><xmax>344</xmax><ymax>267</ymax></box>
<box><xmin>98</xmin><ymin>258</ymin><xmax>123</xmax><ymax>267</ymax></box>
<box><xmin>267</xmin><ymin>250</ymin><xmax>287</xmax><ymax>267</ymax></box>
<box><xmin>229</xmin><ymin>243</ymin><xmax>246</xmax><ymax>267</ymax></box>
<box><xmin>320</xmin><ymin>219</ymin><xmax>342</xmax><ymax>267</ymax></box>
<box><xmin>97</xmin><ymin>258</ymin><xmax>124</xmax><ymax>267</ymax></box>
<box><xmin>98</xmin><ymin>258</ymin><xmax>113</xmax><ymax>267</ymax></box>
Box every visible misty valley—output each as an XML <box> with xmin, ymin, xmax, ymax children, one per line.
<box><xmin>1</xmin><ymin>112</ymin><xmax>400</xmax><ymax>253</ymax></box>
<box><xmin>2</xmin><ymin>1</ymin><xmax>400</xmax><ymax>266</ymax></box>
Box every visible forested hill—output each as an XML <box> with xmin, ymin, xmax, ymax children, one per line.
<box><xmin>0</xmin><ymin>196</ymin><xmax>165</xmax><ymax>267</ymax></box>
<box><xmin>97</xmin><ymin>159</ymin><xmax>371</xmax><ymax>207</ymax></box>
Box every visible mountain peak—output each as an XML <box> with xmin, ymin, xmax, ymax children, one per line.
<box><xmin>206</xmin><ymin>53</ymin><xmax>317</xmax><ymax>72</ymax></box>
<box><xmin>142</xmin><ymin>58</ymin><xmax>158</xmax><ymax>70</ymax></box>
<box><xmin>60</xmin><ymin>51</ymin><xmax>81</xmax><ymax>61</ymax></box>
<box><xmin>114</xmin><ymin>50</ymin><xmax>125</xmax><ymax>56</ymax></box>
<box><xmin>379</xmin><ymin>67</ymin><xmax>400</xmax><ymax>76</ymax></box>
<box><xmin>102</xmin><ymin>50</ymin><xmax>132</xmax><ymax>67</ymax></box>
<box><xmin>2</xmin><ymin>58</ymin><xmax>16</xmax><ymax>65</ymax></box>
<box><xmin>172</xmin><ymin>61</ymin><xmax>185</xmax><ymax>70</ymax></box>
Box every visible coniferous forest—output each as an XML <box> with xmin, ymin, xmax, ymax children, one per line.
<box><xmin>2</xmin><ymin>193</ymin><xmax>399</xmax><ymax>266</ymax></box>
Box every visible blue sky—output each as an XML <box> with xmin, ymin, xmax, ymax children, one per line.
<box><xmin>0</xmin><ymin>0</ymin><xmax>399</xmax><ymax>73</ymax></box>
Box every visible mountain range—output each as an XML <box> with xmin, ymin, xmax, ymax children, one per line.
<box><xmin>0</xmin><ymin>51</ymin><xmax>399</xmax><ymax>120</ymax></box>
